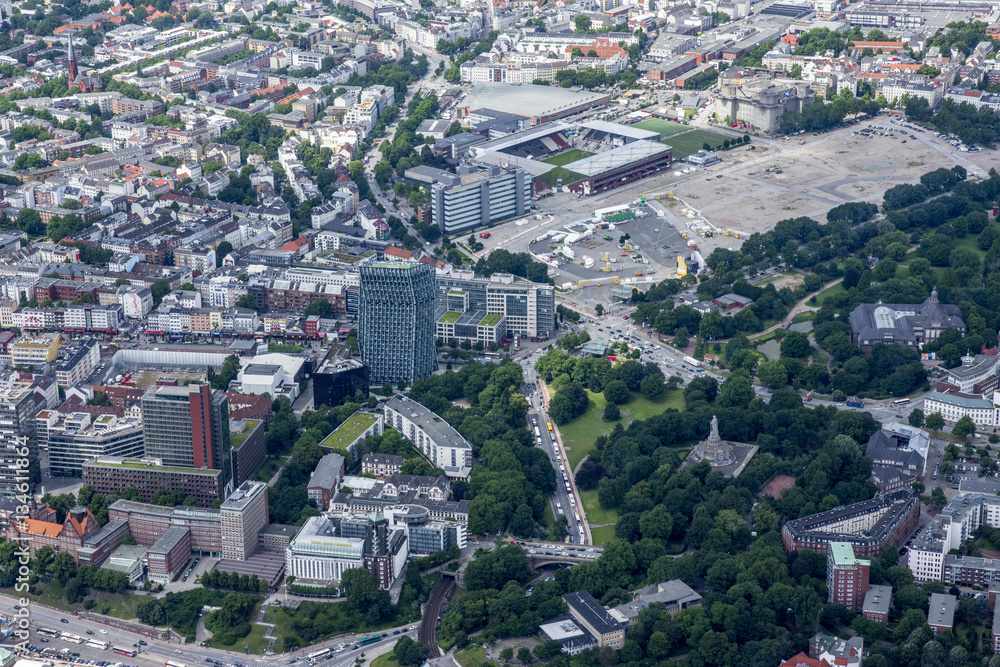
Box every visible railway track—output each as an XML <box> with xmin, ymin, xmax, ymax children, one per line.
<box><xmin>419</xmin><ymin>577</ymin><xmax>454</xmax><ymax>658</ymax></box>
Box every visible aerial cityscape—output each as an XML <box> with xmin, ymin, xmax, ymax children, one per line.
<box><xmin>0</xmin><ymin>0</ymin><xmax>1000</xmax><ymax>664</ymax></box>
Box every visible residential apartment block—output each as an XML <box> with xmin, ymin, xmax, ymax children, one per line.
<box><xmin>384</xmin><ymin>395</ymin><xmax>473</xmax><ymax>479</ymax></box>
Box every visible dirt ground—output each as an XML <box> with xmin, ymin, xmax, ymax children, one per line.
<box><xmin>753</xmin><ymin>273</ymin><xmax>805</xmax><ymax>290</ymax></box>
<box><xmin>758</xmin><ymin>474</ymin><xmax>797</xmax><ymax>499</ymax></box>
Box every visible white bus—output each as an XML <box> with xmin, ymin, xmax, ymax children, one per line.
<box><xmin>307</xmin><ymin>648</ymin><xmax>331</xmax><ymax>661</ymax></box>
<box><xmin>60</xmin><ymin>633</ymin><xmax>84</xmax><ymax>644</ymax></box>
<box><xmin>165</xmin><ymin>660</ymin><xmax>187</xmax><ymax>667</ymax></box>
<box><xmin>533</xmin><ymin>426</ymin><xmax>540</xmax><ymax>437</ymax></box>
<box><xmin>86</xmin><ymin>639</ymin><xmax>109</xmax><ymax>650</ymax></box>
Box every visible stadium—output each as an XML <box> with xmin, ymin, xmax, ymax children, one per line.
<box><xmin>470</xmin><ymin>120</ymin><xmax>673</xmax><ymax>196</ymax></box>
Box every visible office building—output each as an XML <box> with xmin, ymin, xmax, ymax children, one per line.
<box><xmin>562</xmin><ymin>591</ymin><xmax>626</xmax><ymax>649</ymax></box>
<box><xmin>430</xmin><ymin>164</ymin><xmax>531</xmax><ymax>234</ymax></box>
<box><xmin>0</xmin><ymin>382</ymin><xmax>40</xmax><ymax>495</ymax></box>
<box><xmin>285</xmin><ymin>514</ymin><xmax>407</xmax><ymax>590</ymax></box>
<box><xmin>229</xmin><ymin>419</ymin><xmax>267</xmax><ymax>485</ymax></box>
<box><xmin>141</xmin><ymin>382</ymin><xmax>232</xmax><ymax>488</ymax></box>
<box><xmin>308</xmin><ymin>453</ymin><xmax>346</xmax><ymax>511</ymax></box>
<box><xmin>781</xmin><ymin>489</ymin><xmax>919</xmax><ymax>557</ymax></box>
<box><xmin>827</xmin><ymin>542</ymin><xmax>870</xmax><ymax>610</ymax></box>
<box><xmin>47</xmin><ymin>414</ymin><xmax>145</xmax><ymax>477</ymax></box>
<box><xmin>434</xmin><ymin>272</ymin><xmax>555</xmax><ymax>340</ymax></box>
<box><xmin>147</xmin><ymin>526</ymin><xmax>193</xmax><ymax>583</ymax></box>
<box><xmin>358</xmin><ymin>262</ymin><xmax>436</xmax><ymax>385</ymax></box>
<box><xmin>100</xmin><ymin>544</ymin><xmax>148</xmax><ymax>584</ymax></box>
<box><xmin>608</xmin><ymin>580</ymin><xmax>702</xmax><ymax>626</ymax></box>
<box><xmin>313</xmin><ymin>354</ymin><xmax>369</xmax><ymax>408</ymax></box>
<box><xmin>83</xmin><ymin>457</ymin><xmax>227</xmax><ymax>506</ymax></box>
<box><xmin>377</xmin><ymin>504</ymin><xmax>466</xmax><ymax>555</ymax></box>
<box><xmin>539</xmin><ymin>617</ymin><xmax>598</xmax><ymax>654</ymax></box>
<box><xmin>219</xmin><ymin>480</ymin><xmax>269</xmax><ymax>561</ymax></box>
<box><xmin>384</xmin><ymin>395</ymin><xmax>473</xmax><ymax>479</ymax></box>
<box><xmin>109</xmin><ymin>499</ymin><xmax>223</xmax><ymax>556</ymax></box>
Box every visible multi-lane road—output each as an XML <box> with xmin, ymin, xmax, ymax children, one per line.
<box><xmin>515</xmin><ymin>353</ymin><xmax>587</xmax><ymax>544</ymax></box>
<box><xmin>0</xmin><ymin>594</ymin><xmax>410</xmax><ymax>667</ymax></box>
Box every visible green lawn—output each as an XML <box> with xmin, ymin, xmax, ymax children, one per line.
<box><xmin>579</xmin><ymin>488</ymin><xmax>620</xmax><ymax>525</ymax></box>
<box><xmin>634</xmin><ymin>118</ymin><xmax>689</xmax><ymax>137</ymax></box>
<box><xmin>23</xmin><ymin>581</ymin><xmax>143</xmax><ymax>619</ymax></box>
<box><xmin>665</xmin><ymin>129</ymin><xmax>733</xmax><ymax>159</ymax></box>
<box><xmin>790</xmin><ymin>311</ymin><xmax>815</xmax><ymax>324</ymax></box>
<box><xmin>814</xmin><ymin>281</ymin><xmax>847</xmax><ymax>306</ymax></box>
<box><xmin>455</xmin><ymin>645</ymin><xmax>489</xmax><ymax>667</ymax></box>
<box><xmin>541</xmin><ymin>148</ymin><xmax>594</xmax><ymax>166</ymax></box>
<box><xmin>558</xmin><ymin>389</ymin><xmax>684</xmax><ymax>471</ymax></box>
<box><xmin>952</xmin><ymin>229</ymin><xmax>993</xmax><ymax>259</ymax></box>
<box><xmin>251</xmin><ymin>455</ymin><xmax>288</xmax><ymax>483</ymax></box>
<box><xmin>538</xmin><ymin>166</ymin><xmax>586</xmax><ymax>187</ymax></box>
<box><xmin>206</xmin><ymin>612</ymin><xmax>271</xmax><ymax>654</ymax></box>
<box><xmin>371</xmin><ymin>654</ymin><xmax>403</xmax><ymax>667</ymax></box>
<box><xmin>590</xmin><ymin>525</ymin><xmax>617</xmax><ymax>546</ymax></box>
<box><xmin>543</xmin><ymin>501</ymin><xmax>555</xmax><ymax>538</ymax></box>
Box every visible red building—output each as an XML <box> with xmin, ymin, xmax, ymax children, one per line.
<box><xmin>6</xmin><ymin>506</ymin><xmax>100</xmax><ymax>563</ymax></box>
<box><xmin>826</xmin><ymin>543</ymin><xmax>870</xmax><ymax>611</ymax></box>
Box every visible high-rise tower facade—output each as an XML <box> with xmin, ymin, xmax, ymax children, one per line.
<box><xmin>141</xmin><ymin>382</ymin><xmax>231</xmax><ymax>487</ymax></box>
<box><xmin>358</xmin><ymin>261</ymin><xmax>436</xmax><ymax>385</ymax></box>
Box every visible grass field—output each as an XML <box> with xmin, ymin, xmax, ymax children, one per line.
<box><xmin>634</xmin><ymin>118</ymin><xmax>689</xmax><ymax>137</ymax></box>
<box><xmin>252</xmin><ymin>455</ymin><xmax>288</xmax><ymax>483</ymax></box>
<box><xmin>538</xmin><ymin>166</ymin><xmax>585</xmax><ymax>187</ymax></box>
<box><xmin>542</xmin><ymin>148</ymin><xmax>594</xmax><ymax>166</ymax></box>
<box><xmin>206</xmin><ymin>614</ymin><xmax>271</xmax><ymax>654</ymax></box>
<box><xmin>814</xmin><ymin>281</ymin><xmax>847</xmax><ymax>306</ymax></box>
<box><xmin>579</xmin><ymin>489</ymin><xmax>619</xmax><ymax>525</ymax></box>
<box><xmin>590</xmin><ymin>525</ymin><xmax>617</xmax><ymax>545</ymax></box>
<box><xmin>665</xmin><ymin>129</ymin><xmax>732</xmax><ymax>159</ymax></box>
<box><xmin>371</xmin><ymin>654</ymin><xmax>403</xmax><ymax>667</ymax></box>
<box><xmin>455</xmin><ymin>645</ymin><xmax>489</xmax><ymax>667</ymax></box>
<box><xmin>558</xmin><ymin>389</ymin><xmax>685</xmax><ymax>471</ymax></box>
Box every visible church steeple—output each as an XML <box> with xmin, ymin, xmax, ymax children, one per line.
<box><xmin>67</xmin><ymin>30</ymin><xmax>78</xmax><ymax>84</ymax></box>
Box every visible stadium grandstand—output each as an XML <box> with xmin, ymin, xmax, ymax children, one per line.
<box><xmin>470</xmin><ymin>120</ymin><xmax>673</xmax><ymax>195</ymax></box>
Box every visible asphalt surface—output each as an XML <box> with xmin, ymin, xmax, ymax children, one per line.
<box><xmin>2</xmin><ymin>593</ymin><xmax>412</xmax><ymax>667</ymax></box>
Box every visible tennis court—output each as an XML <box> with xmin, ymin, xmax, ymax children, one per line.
<box><xmin>664</xmin><ymin>129</ymin><xmax>730</xmax><ymax>159</ymax></box>
<box><xmin>542</xmin><ymin>148</ymin><xmax>594</xmax><ymax>166</ymax></box>
<box><xmin>634</xmin><ymin>118</ymin><xmax>689</xmax><ymax>138</ymax></box>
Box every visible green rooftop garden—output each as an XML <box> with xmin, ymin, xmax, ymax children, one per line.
<box><xmin>438</xmin><ymin>311</ymin><xmax>462</xmax><ymax>324</ymax></box>
<box><xmin>479</xmin><ymin>314</ymin><xmax>502</xmax><ymax>327</ymax></box>
<box><xmin>90</xmin><ymin>459</ymin><xmax>221</xmax><ymax>475</ymax></box>
<box><xmin>320</xmin><ymin>412</ymin><xmax>379</xmax><ymax>448</ymax></box>
<box><xmin>230</xmin><ymin>419</ymin><xmax>260</xmax><ymax>449</ymax></box>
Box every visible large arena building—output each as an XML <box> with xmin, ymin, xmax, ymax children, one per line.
<box><xmin>471</xmin><ymin>120</ymin><xmax>673</xmax><ymax>196</ymax></box>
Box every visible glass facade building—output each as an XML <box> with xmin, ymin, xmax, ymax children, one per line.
<box><xmin>359</xmin><ymin>261</ymin><xmax>436</xmax><ymax>385</ymax></box>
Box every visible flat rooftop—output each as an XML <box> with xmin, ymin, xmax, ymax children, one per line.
<box><xmin>320</xmin><ymin>411</ymin><xmax>380</xmax><ymax>449</ymax></box>
<box><xmin>460</xmin><ymin>83</ymin><xmax>609</xmax><ymax>119</ymax></box>
<box><xmin>565</xmin><ymin>140</ymin><xmax>672</xmax><ymax>177</ymax></box>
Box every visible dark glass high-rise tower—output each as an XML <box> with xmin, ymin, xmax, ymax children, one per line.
<box><xmin>359</xmin><ymin>261</ymin><xmax>436</xmax><ymax>385</ymax></box>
